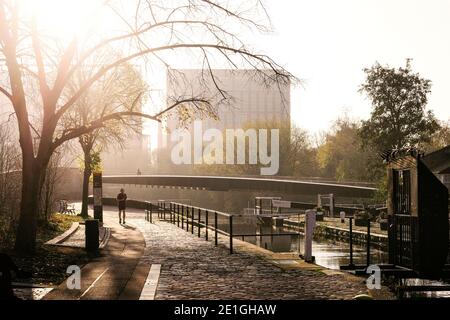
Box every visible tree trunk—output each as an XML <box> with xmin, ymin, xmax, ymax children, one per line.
<box><xmin>81</xmin><ymin>150</ymin><xmax>92</xmax><ymax>218</ymax></box>
<box><xmin>14</xmin><ymin>156</ymin><xmax>47</xmax><ymax>255</ymax></box>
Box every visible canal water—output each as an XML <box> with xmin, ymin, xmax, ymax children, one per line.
<box><xmin>229</xmin><ymin>216</ymin><xmax>388</xmax><ymax>270</ymax></box>
<box><xmin>233</xmin><ymin>218</ymin><xmax>450</xmax><ymax>298</ymax></box>
<box><xmin>242</xmin><ymin>230</ymin><xmax>389</xmax><ymax>270</ymax></box>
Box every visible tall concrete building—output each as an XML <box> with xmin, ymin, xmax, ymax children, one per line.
<box><xmin>154</xmin><ymin>69</ymin><xmax>291</xmax><ymax>174</ymax></box>
<box><xmin>164</xmin><ymin>69</ymin><xmax>290</xmax><ymax>132</ymax></box>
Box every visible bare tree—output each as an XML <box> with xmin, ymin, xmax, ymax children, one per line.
<box><xmin>39</xmin><ymin>149</ymin><xmax>66</xmax><ymax>223</ymax></box>
<box><xmin>0</xmin><ymin>0</ymin><xmax>295</xmax><ymax>254</ymax></box>
<box><xmin>0</xmin><ymin>122</ymin><xmax>21</xmax><ymax>248</ymax></box>
<box><xmin>66</xmin><ymin>50</ymin><xmax>148</xmax><ymax>218</ymax></box>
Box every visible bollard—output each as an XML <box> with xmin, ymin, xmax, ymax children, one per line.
<box><xmin>85</xmin><ymin>219</ymin><xmax>99</xmax><ymax>255</ymax></box>
<box><xmin>340</xmin><ymin>211</ymin><xmax>346</xmax><ymax>224</ymax></box>
<box><xmin>229</xmin><ymin>215</ymin><xmax>233</xmax><ymax>254</ymax></box>
<box><xmin>205</xmin><ymin>210</ymin><xmax>209</xmax><ymax>241</ymax></box>
<box><xmin>303</xmin><ymin>210</ymin><xmax>316</xmax><ymax>262</ymax></box>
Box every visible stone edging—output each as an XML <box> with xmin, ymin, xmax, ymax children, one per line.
<box><xmin>44</xmin><ymin>222</ymin><xmax>79</xmax><ymax>246</ymax></box>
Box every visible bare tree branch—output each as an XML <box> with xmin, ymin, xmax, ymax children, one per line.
<box><xmin>0</xmin><ymin>86</ymin><xmax>12</xmax><ymax>102</ymax></box>
<box><xmin>31</xmin><ymin>13</ymin><xmax>50</xmax><ymax>100</ymax></box>
<box><xmin>56</xmin><ymin>43</ymin><xmax>292</xmax><ymax>121</ymax></box>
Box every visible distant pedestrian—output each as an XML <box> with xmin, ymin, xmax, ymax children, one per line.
<box><xmin>117</xmin><ymin>188</ymin><xmax>127</xmax><ymax>224</ymax></box>
<box><xmin>137</xmin><ymin>168</ymin><xmax>142</xmax><ymax>175</ymax></box>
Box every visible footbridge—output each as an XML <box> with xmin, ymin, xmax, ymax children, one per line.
<box><xmin>103</xmin><ymin>175</ymin><xmax>376</xmax><ymax>198</ymax></box>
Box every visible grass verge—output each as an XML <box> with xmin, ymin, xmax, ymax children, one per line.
<box><xmin>4</xmin><ymin>214</ymin><xmax>91</xmax><ymax>286</ymax></box>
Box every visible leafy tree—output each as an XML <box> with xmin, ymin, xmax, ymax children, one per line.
<box><xmin>422</xmin><ymin>120</ymin><xmax>450</xmax><ymax>153</ymax></box>
<box><xmin>193</xmin><ymin>120</ymin><xmax>318</xmax><ymax>177</ymax></box>
<box><xmin>0</xmin><ymin>0</ymin><xmax>294</xmax><ymax>254</ymax></box>
<box><xmin>316</xmin><ymin>117</ymin><xmax>372</xmax><ymax>182</ymax></box>
<box><xmin>359</xmin><ymin>61</ymin><xmax>440</xmax><ymax>152</ymax></box>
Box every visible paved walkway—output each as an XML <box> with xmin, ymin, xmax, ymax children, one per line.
<box><xmin>131</xmin><ymin>219</ymin><xmax>382</xmax><ymax>300</ymax></box>
<box><xmin>44</xmin><ymin>208</ymin><xmax>148</xmax><ymax>300</ymax></box>
<box><xmin>44</xmin><ymin>207</ymin><xmax>394</xmax><ymax>300</ymax></box>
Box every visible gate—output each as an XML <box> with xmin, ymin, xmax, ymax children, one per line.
<box><xmin>388</xmin><ymin>214</ymin><xmax>418</xmax><ymax>269</ymax></box>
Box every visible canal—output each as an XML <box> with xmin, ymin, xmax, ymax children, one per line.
<box><xmin>228</xmin><ymin>216</ymin><xmax>389</xmax><ymax>271</ymax></box>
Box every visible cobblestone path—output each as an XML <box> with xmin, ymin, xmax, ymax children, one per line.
<box><xmin>131</xmin><ymin>219</ymin><xmax>370</xmax><ymax>300</ymax></box>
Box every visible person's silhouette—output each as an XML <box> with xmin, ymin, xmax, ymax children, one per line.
<box><xmin>0</xmin><ymin>253</ymin><xmax>31</xmax><ymax>300</ymax></box>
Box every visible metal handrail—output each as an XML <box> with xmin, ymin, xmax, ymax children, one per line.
<box><xmin>170</xmin><ymin>201</ymin><xmax>232</xmax><ymax>217</ymax></box>
<box><xmin>143</xmin><ymin>201</ymin><xmax>300</xmax><ymax>254</ymax></box>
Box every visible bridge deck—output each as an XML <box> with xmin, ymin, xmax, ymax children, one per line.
<box><xmin>103</xmin><ymin>175</ymin><xmax>377</xmax><ymax>198</ymax></box>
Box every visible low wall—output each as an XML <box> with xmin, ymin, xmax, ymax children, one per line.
<box><xmin>87</xmin><ymin>196</ymin><xmax>158</xmax><ymax>210</ymax></box>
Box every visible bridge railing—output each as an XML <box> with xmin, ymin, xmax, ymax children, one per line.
<box><xmin>145</xmin><ymin>200</ymin><xmax>299</xmax><ymax>254</ymax></box>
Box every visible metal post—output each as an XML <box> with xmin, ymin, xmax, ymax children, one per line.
<box><xmin>163</xmin><ymin>202</ymin><xmax>166</xmax><ymax>220</ymax></box>
<box><xmin>191</xmin><ymin>206</ymin><xmax>194</xmax><ymax>234</ymax></box>
<box><xmin>181</xmin><ymin>205</ymin><xmax>184</xmax><ymax>229</ymax></box>
<box><xmin>330</xmin><ymin>194</ymin><xmax>334</xmax><ymax>217</ymax></box>
<box><xmin>150</xmin><ymin>202</ymin><xmax>153</xmax><ymax>223</ymax></box>
<box><xmin>215</xmin><ymin>212</ymin><xmax>218</xmax><ymax>246</ymax></box>
<box><xmin>205</xmin><ymin>210</ymin><xmax>209</xmax><ymax>241</ymax></box>
<box><xmin>349</xmin><ymin>217</ymin><xmax>354</xmax><ymax>267</ymax></box>
<box><xmin>229</xmin><ymin>215</ymin><xmax>233</xmax><ymax>254</ymax></box>
<box><xmin>172</xmin><ymin>203</ymin><xmax>175</xmax><ymax>224</ymax></box>
<box><xmin>177</xmin><ymin>204</ymin><xmax>180</xmax><ymax>227</ymax></box>
<box><xmin>198</xmin><ymin>208</ymin><xmax>201</xmax><ymax>237</ymax></box>
<box><xmin>367</xmin><ymin>217</ymin><xmax>371</xmax><ymax>267</ymax></box>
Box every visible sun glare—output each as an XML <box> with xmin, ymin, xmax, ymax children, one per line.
<box><xmin>25</xmin><ymin>0</ymin><xmax>101</xmax><ymax>40</ymax></box>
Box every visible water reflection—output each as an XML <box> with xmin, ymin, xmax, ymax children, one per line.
<box><xmin>232</xmin><ymin>217</ymin><xmax>388</xmax><ymax>270</ymax></box>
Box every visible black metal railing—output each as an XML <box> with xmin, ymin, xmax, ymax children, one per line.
<box><xmin>147</xmin><ymin>200</ymin><xmax>299</xmax><ymax>254</ymax></box>
<box><xmin>341</xmin><ymin>216</ymin><xmax>381</xmax><ymax>270</ymax></box>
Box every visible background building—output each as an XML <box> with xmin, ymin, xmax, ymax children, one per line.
<box><xmin>423</xmin><ymin>145</ymin><xmax>450</xmax><ymax>192</ymax></box>
<box><xmin>154</xmin><ymin>69</ymin><xmax>291</xmax><ymax>174</ymax></box>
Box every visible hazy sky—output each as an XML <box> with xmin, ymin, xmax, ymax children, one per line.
<box><xmin>3</xmin><ymin>0</ymin><xmax>449</xmax><ymax>138</ymax></box>
<box><xmin>252</xmin><ymin>0</ymin><xmax>450</xmax><ymax>134</ymax></box>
